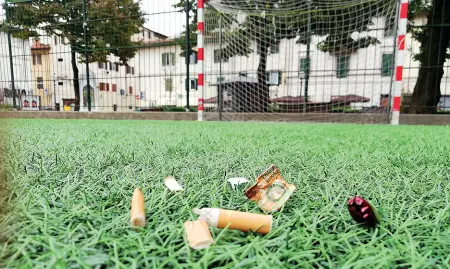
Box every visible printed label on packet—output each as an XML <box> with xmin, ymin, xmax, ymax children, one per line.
<box><xmin>244</xmin><ymin>165</ymin><xmax>296</xmax><ymax>213</ymax></box>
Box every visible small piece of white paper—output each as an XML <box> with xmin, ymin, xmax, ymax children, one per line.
<box><xmin>165</xmin><ymin>176</ymin><xmax>184</xmax><ymax>191</ymax></box>
<box><xmin>227</xmin><ymin>177</ymin><xmax>248</xmax><ymax>190</ymax></box>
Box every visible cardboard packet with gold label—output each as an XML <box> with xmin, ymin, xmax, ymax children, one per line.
<box><xmin>244</xmin><ymin>165</ymin><xmax>296</xmax><ymax>213</ymax></box>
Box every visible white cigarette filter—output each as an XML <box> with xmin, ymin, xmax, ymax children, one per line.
<box><xmin>193</xmin><ymin>208</ymin><xmax>272</xmax><ymax>234</ymax></box>
<box><xmin>130</xmin><ymin>188</ymin><xmax>146</xmax><ymax>228</ymax></box>
<box><xmin>164</xmin><ymin>176</ymin><xmax>184</xmax><ymax>191</ymax></box>
<box><xmin>184</xmin><ymin>219</ymin><xmax>214</xmax><ymax>250</ymax></box>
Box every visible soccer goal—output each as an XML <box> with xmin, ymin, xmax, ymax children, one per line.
<box><xmin>197</xmin><ymin>0</ymin><xmax>404</xmax><ymax>124</ymax></box>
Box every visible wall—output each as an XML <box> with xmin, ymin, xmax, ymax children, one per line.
<box><xmin>0</xmin><ymin>32</ymin><xmax>33</xmax><ymax>105</ymax></box>
<box><xmin>36</xmin><ymin>35</ymin><xmax>139</xmax><ymax>112</ymax></box>
<box><xmin>31</xmin><ymin>44</ymin><xmax>53</xmax><ymax>108</ymax></box>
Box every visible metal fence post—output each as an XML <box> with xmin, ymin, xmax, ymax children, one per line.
<box><xmin>83</xmin><ymin>0</ymin><xmax>91</xmax><ymax>111</ymax></box>
<box><xmin>391</xmin><ymin>0</ymin><xmax>408</xmax><ymax>125</ymax></box>
<box><xmin>5</xmin><ymin>2</ymin><xmax>17</xmax><ymax>109</ymax></box>
<box><xmin>185</xmin><ymin>0</ymin><xmax>191</xmax><ymax>112</ymax></box>
<box><xmin>197</xmin><ymin>0</ymin><xmax>205</xmax><ymax>121</ymax></box>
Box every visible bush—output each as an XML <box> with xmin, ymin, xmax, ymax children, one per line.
<box><xmin>0</xmin><ymin>104</ymin><xmax>12</xmax><ymax>111</ymax></box>
<box><xmin>161</xmin><ymin>106</ymin><xmax>197</xmax><ymax>112</ymax></box>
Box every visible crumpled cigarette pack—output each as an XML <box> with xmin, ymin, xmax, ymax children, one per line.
<box><xmin>244</xmin><ymin>165</ymin><xmax>296</xmax><ymax>213</ymax></box>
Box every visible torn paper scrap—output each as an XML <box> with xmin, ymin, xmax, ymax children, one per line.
<box><xmin>164</xmin><ymin>176</ymin><xmax>184</xmax><ymax>191</ymax></box>
<box><xmin>227</xmin><ymin>177</ymin><xmax>248</xmax><ymax>189</ymax></box>
<box><xmin>184</xmin><ymin>219</ymin><xmax>214</xmax><ymax>250</ymax></box>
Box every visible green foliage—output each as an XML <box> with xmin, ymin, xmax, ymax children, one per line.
<box><xmin>0</xmin><ymin>104</ymin><xmax>13</xmax><ymax>111</ymax></box>
<box><xmin>174</xmin><ymin>0</ymin><xmax>395</xmax><ymax>59</ymax></box>
<box><xmin>408</xmin><ymin>0</ymin><xmax>450</xmax><ymax>61</ymax></box>
<box><xmin>5</xmin><ymin>0</ymin><xmax>145</xmax><ymax>64</ymax></box>
<box><xmin>161</xmin><ymin>105</ymin><xmax>197</xmax><ymax>112</ymax></box>
<box><xmin>172</xmin><ymin>0</ymin><xmax>198</xmax><ymax>57</ymax></box>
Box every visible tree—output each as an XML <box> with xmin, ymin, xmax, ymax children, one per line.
<box><xmin>172</xmin><ymin>0</ymin><xmax>197</xmax><ymax>58</ymax></box>
<box><xmin>5</xmin><ymin>0</ymin><xmax>144</xmax><ymax>111</ymax></box>
<box><xmin>408</xmin><ymin>0</ymin><xmax>450</xmax><ymax>114</ymax></box>
<box><xmin>174</xmin><ymin>0</ymin><xmax>394</xmax><ymax>112</ymax></box>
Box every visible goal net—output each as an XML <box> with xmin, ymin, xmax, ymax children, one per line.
<box><xmin>201</xmin><ymin>0</ymin><xmax>398</xmax><ymax>123</ymax></box>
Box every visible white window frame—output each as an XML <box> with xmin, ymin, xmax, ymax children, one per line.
<box><xmin>266</xmin><ymin>71</ymin><xmax>281</xmax><ymax>85</ymax></box>
<box><xmin>162</xmin><ymin>53</ymin><xmax>175</xmax><ymax>66</ymax></box>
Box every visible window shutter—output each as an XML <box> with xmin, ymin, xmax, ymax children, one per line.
<box><xmin>337</xmin><ymin>56</ymin><xmax>348</xmax><ymax>78</ymax></box>
<box><xmin>382</xmin><ymin>54</ymin><xmax>393</xmax><ymax>77</ymax></box>
<box><xmin>162</xmin><ymin>54</ymin><xmax>167</xmax><ymax>66</ymax></box>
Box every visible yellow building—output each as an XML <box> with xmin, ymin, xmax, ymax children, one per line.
<box><xmin>31</xmin><ymin>39</ymin><xmax>53</xmax><ymax>109</ymax></box>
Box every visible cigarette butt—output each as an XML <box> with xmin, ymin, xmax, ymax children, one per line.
<box><xmin>130</xmin><ymin>188</ymin><xmax>146</xmax><ymax>228</ymax></box>
<box><xmin>164</xmin><ymin>176</ymin><xmax>183</xmax><ymax>191</ymax></box>
<box><xmin>184</xmin><ymin>219</ymin><xmax>214</xmax><ymax>250</ymax></box>
<box><xmin>194</xmin><ymin>208</ymin><xmax>272</xmax><ymax>234</ymax></box>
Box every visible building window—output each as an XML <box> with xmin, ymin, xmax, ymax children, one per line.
<box><xmin>186</xmin><ymin>78</ymin><xmax>198</xmax><ymax>90</ymax></box>
<box><xmin>126</xmin><ymin>65</ymin><xmax>135</xmax><ymax>74</ymax></box>
<box><xmin>32</xmin><ymin>55</ymin><xmax>42</xmax><ymax>65</ymax></box>
<box><xmin>129</xmin><ymin>86</ymin><xmax>133</xmax><ymax>94</ymax></box>
<box><xmin>217</xmin><ymin>77</ymin><xmax>225</xmax><ymax>83</ymax></box>
<box><xmin>385</xmin><ymin>27</ymin><xmax>395</xmax><ymax>37</ymax></box>
<box><xmin>58</xmin><ymin>81</ymin><xmax>63</xmax><ymax>86</ymax></box>
<box><xmin>336</xmin><ymin>56</ymin><xmax>349</xmax><ymax>78</ymax></box>
<box><xmin>269</xmin><ymin>44</ymin><xmax>280</xmax><ymax>54</ymax></box>
<box><xmin>266</xmin><ymin>71</ymin><xmax>282</xmax><ymax>85</ymax></box>
<box><xmin>165</xmin><ymin>78</ymin><xmax>173</xmax><ymax>91</ymax></box>
<box><xmin>114</xmin><ymin>63</ymin><xmax>119</xmax><ymax>72</ymax></box>
<box><xmin>190</xmin><ymin>52</ymin><xmax>198</xmax><ymax>64</ymax></box>
<box><xmin>140</xmin><ymin>91</ymin><xmax>145</xmax><ymax>100</ymax></box>
<box><xmin>106</xmin><ymin>83</ymin><xmax>110</xmax><ymax>91</ymax></box>
<box><xmin>120</xmin><ymin>89</ymin><xmax>125</xmax><ymax>96</ymax></box>
<box><xmin>112</xmin><ymin>84</ymin><xmax>117</xmax><ymax>92</ymax></box>
<box><xmin>382</xmin><ymin>54</ymin><xmax>394</xmax><ymax>77</ymax></box>
<box><xmin>98</xmin><ymin>62</ymin><xmax>105</xmax><ymax>69</ymax></box>
<box><xmin>37</xmin><ymin>77</ymin><xmax>44</xmax><ymax>89</ymax></box>
<box><xmin>58</xmin><ymin>58</ymin><xmax>63</xmax><ymax>62</ymax></box>
<box><xmin>380</xmin><ymin>94</ymin><xmax>389</xmax><ymax>108</ymax></box>
<box><xmin>162</xmin><ymin>53</ymin><xmax>175</xmax><ymax>66</ymax></box>
<box><xmin>54</xmin><ymin>36</ymin><xmax>59</xmax><ymax>45</ymax></box>
<box><xmin>385</xmin><ymin>18</ymin><xmax>395</xmax><ymax>37</ymax></box>
<box><xmin>213</xmin><ymin>49</ymin><xmax>227</xmax><ymax>63</ymax></box>
<box><xmin>300</xmin><ymin>58</ymin><xmax>310</xmax><ymax>73</ymax></box>
<box><xmin>109</xmin><ymin>62</ymin><xmax>113</xmax><ymax>71</ymax></box>
<box><xmin>99</xmin><ymin>82</ymin><xmax>106</xmax><ymax>91</ymax></box>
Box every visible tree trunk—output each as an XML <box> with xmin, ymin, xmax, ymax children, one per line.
<box><xmin>232</xmin><ymin>40</ymin><xmax>270</xmax><ymax>113</ymax></box>
<box><xmin>255</xmin><ymin>43</ymin><xmax>270</xmax><ymax>113</ymax></box>
<box><xmin>410</xmin><ymin>0</ymin><xmax>450</xmax><ymax>114</ymax></box>
<box><xmin>71</xmin><ymin>49</ymin><xmax>80</xmax><ymax>111</ymax></box>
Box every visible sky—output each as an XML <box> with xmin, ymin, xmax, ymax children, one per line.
<box><xmin>0</xmin><ymin>1</ymin><xmax>187</xmax><ymax>37</ymax></box>
<box><xmin>141</xmin><ymin>1</ymin><xmax>186</xmax><ymax>37</ymax></box>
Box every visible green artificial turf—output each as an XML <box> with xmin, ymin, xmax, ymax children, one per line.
<box><xmin>1</xmin><ymin>119</ymin><xmax>450</xmax><ymax>268</ymax></box>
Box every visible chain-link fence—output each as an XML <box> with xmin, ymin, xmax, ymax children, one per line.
<box><xmin>1</xmin><ymin>0</ymin><xmax>194</xmax><ymax>113</ymax></box>
<box><xmin>0</xmin><ymin>0</ymin><xmax>449</xmax><ymax>122</ymax></box>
